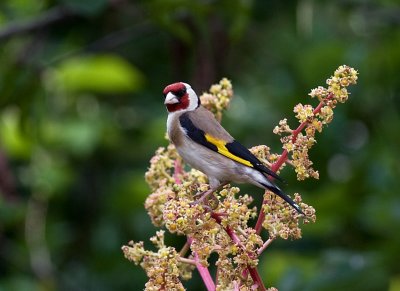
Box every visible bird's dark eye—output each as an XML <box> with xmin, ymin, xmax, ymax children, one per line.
<box><xmin>175</xmin><ymin>87</ymin><xmax>186</xmax><ymax>98</ymax></box>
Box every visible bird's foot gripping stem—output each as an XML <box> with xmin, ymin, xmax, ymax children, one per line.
<box><xmin>190</xmin><ymin>188</ymin><xmax>218</xmax><ymax>211</ymax></box>
<box><xmin>190</xmin><ymin>183</ymin><xmax>228</xmax><ymax>210</ymax></box>
<box><xmin>192</xmin><ymin>188</ymin><xmax>216</xmax><ymax>203</ymax></box>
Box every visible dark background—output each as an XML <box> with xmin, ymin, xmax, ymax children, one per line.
<box><xmin>0</xmin><ymin>0</ymin><xmax>399</xmax><ymax>290</ymax></box>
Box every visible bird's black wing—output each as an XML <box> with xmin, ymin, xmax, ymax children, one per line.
<box><xmin>179</xmin><ymin>113</ymin><xmax>282</xmax><ymax>181</ymax></box>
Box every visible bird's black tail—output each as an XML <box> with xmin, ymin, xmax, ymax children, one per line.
<box><xmin>260</xmin><ymin>182</ymin><xmax>305</xmax><ymax>215</ymax></box>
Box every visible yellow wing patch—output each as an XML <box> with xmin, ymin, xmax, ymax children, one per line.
<box><xmin>205</xmin><ymin>134</ymin><xmax>253</xmax><ymax>167</ymax></box>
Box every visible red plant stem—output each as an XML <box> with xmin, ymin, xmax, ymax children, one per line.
<box><xmin>173</xmin><ymin>159</ymin><xmax>183</xmax><ymax>184</ymax></box>
<box><xmin>257</xmin><ymin>238</ymin><xmax>275</xmax><ymax>256</ymax></box>
<box><xmin>174</xmin><ymin>160</ymin><xmax>216</xmax><ymax>291</ymax></box>
<box><xmin>254</xmin><ymin>94</ymin><xmax>333</xmax><ymax>235</ymax></box>
<box><xmin>211</xmin><ymin>213</ymin><xmax>267</xmax><ymax>291</ymax></box>
<box><xmin>188</xmin><ymin>237</ymin><xmax>216</xmax><ymax>291</ymax></box>
<box><xmin>248</xmin><ymin>268</ymin><xmax>266</xmax><ymax>291</ymax></box>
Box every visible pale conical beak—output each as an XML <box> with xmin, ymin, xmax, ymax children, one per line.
<box><xmin>164</xmin><ymin>92</ymin><xmax>179</xmax><ymax>105</ymax></box>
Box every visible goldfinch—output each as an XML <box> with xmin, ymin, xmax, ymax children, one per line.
<box><xmin>163</xmin><ymin>82</ymin><xmax>304</xmax><ymax>214</ymax></box>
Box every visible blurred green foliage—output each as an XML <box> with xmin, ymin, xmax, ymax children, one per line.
<box><xmin>0</xmin><ymin>0</ymin><xmax>399</xmax><ymax>290</ymax></box>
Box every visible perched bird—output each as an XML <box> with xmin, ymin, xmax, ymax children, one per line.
<box><xmin>163</xmin><ymin>82</ymin><xmax>304</xmax><ymax>214</ymax></box>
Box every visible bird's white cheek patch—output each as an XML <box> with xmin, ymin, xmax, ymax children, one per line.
<box><xmin>187</xmin><ymin>90</ymin><xmax>200</xmax><ymax>111</ymax></box>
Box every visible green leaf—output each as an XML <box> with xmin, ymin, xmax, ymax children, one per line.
<box><xmin>26</xmin><ymin>150</ymin><xmax>73</xmax><ymax>197</ymax></box>
<box><xmin>0</xmin><ymin>107</ymin><xmax>32</xmax><ymax>159</ymax></box>
<box><xmin>51</xmin><ymin>54</ymin><xmax>144</xmax><ymax>93</ymax></box>
<box><xmin>41</xmin><ymin>119</ymin><xmax>101</xmax><ymax>156</ymax></box>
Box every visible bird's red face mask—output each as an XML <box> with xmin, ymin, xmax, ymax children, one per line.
<box><xmin>163</xmin><ymin>82</ymin><xmax>190</xmax><ymax>112</ymax></box>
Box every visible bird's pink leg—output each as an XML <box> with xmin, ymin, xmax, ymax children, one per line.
<box><xmin>191</xmin><ymin>182</ymin><xmax>228</xmax><ymax>207</ymax></box>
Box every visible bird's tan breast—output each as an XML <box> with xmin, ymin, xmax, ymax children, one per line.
<box><xmin>167</xmin><ymin>113</ymin><xmax>184</xmax><ymax>147</ymax></box>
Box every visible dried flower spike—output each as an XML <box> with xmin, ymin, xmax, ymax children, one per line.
<box><xmin>274</xmin><ymin>65</ymin><xmax>358</xmax><ymax>181</ymax></box>
<box><xmin>124</xmin><ymin>66</ymin><xmax>358</xmax><ymax>290</ymax></box>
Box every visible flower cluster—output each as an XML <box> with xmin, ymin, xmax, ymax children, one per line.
<box><xmin>123</xmin><ymin>67</ymin><xmax>358</xmax><ymax>290</ymax></box>
<box><xmin>200</xmin><ymin>77</ymin><xmax>234</xmax><ymax>121</ymax></box>
<box><xmin>163</xmin><ymin>190</ymin><xmax>208</xmax><ymax>235</ymax></box>
<box><xmin>273</xmin><ymin>65</ymin><xmax>358</xmax><ymax>180</ymax></box>
<box><xmin>145</xmin><ymin>144</ymin><xmax>180</xmax><ymax>191</ymax></box>
<box><xmin>249</xmin><ymin>145</ymin><xmax>273</xmax><ymax>167</ymax></box>
<box><xmin>279</xmin><ymin>130</ymin><xmax>320</xmax><ymax>180</ymax></box>
<box><xmin>262</xmin><ymin>192</ymin><xmax>316</xmax><ymax>240</ymax></box>
<box><xmin>122</xmin><ymin>230</ymin><xmax>192</xmax><ymax>291</ymax></box>
<box><xmin>144</xmin><ymin>145</ymin><xmax>179</xmax><ymax>227</ymax></box>
<box><xmin>217</xmin><ymin>187</ymin><xmax>257</xmax><ymax>229</ymax></box>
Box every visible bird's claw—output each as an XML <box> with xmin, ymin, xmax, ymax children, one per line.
<box><xmin>193</xmin><ymin>191</ymin><xmax>206</xmax><ymax>200</ymax></box>
<box><xmin>190</xmin><ymin>188</ymin><xmax>219</xmax><ymax>210</ymax></box>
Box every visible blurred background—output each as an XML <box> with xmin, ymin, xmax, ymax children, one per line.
<box><xmin>0</xmin><ymin>0</ymin><xmax>399</xmax><ymax>290</ymax></box>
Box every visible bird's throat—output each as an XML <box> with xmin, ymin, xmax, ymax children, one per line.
<box><xmin>166</xmin><ymin>95</ymin><xmax>189</xmax><ymax>112</ymax></box>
